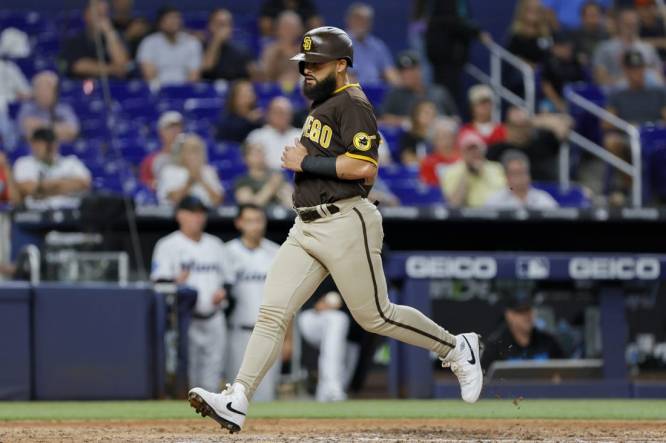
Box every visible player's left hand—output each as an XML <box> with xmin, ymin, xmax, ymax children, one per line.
<box><xmin>281</xmin><ymin>138</ymin><xmax>308</xmax><ymax>172</ymax></box>
<box><xmin>212</xmin><ymin>288</ymin><xmax>227</xmax><ymax>305</ymax></box>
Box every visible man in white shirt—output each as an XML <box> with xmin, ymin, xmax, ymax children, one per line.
<box><xmin>245</xmin><ymin>97</ymin><xmax>301</xmax><ymax>170</ymax></box>
<box><xmin>13</xmin><ymin>127</ymin><xmax>91</xmax><ymax>210</ymax></box>
<box><xmin>485</xmin><ymin>150</ymin><xmax>559</xmax><ymax>210</ymax></box>
<box><xmin>151</xmin><ymin>196</ymin><xmax>233</xmax><ymax>392</ymax></box>
<box><xmin>225</xmin><ymin>204</ymin><xmax>281</xmax><ymax>401</ymax></box>
<box><xmin>0</xmin><ymin>58</ymin><xmax>30</xmax><ymax>149</ymax></box>
<box><xmin>137</xmin><ymin>7</ymin><xmax>203</xmax><ymax>87</ymax></box>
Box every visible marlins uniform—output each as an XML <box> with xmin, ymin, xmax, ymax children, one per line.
<box><xmin>152</xmin><ymin>231</ymin><xmax>232</xmax><ymax>392</ymax></box>
<box><xmin>224</xmin><ymin>238</ymin><xmax>281</xmax><ymax>402</ymax></box>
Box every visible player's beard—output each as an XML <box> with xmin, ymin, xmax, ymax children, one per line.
<box><xmin>303</xmin><ymin>72</ymin><xmax>337</xmax><ymax>103</ymax></box>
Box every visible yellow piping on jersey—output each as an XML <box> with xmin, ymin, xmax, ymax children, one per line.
<box><xmin>334</xmin><ymin>83</ymin><xmax>361</xmax><ymax>94</ymax></box>
<box><xmin>344</xmin><ymin>152</ymin><xmax>378</xmax><ymax>166</ymax></box>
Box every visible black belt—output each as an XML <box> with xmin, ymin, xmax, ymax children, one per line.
<box><xmin>232</xmin><ymin>325</ymin><xmax>254</xmax><ymax>331</ymax></box>
<box><xmin>297</xmin><ymin>204</ymin><xmax>340</xmax><ymax>222</ymax></box>
<box><xmin>192</xmin><ymin>311</ymin><xmax>219</xmax><ymax>320</ymax></box>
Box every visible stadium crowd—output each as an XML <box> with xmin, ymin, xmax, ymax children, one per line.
<box><xmin>1</xmin><ymin>0</ymin><xmax>666</xmax><ymax>216</ymax></box>
<box><xmin>2</xmin><ymin>0</ymin><xmax>666</xmax><ymax>399</ymax></box>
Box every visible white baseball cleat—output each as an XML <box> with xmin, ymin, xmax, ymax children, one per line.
<box><xmin>441</xmin><ymin>333</ymin><xmax>483</xmax><ymax>403</ymax></box>
<box><xmin>188</xmin><ymin>383</ymin><xmax>249</xmax><ymax>434</ymax></box>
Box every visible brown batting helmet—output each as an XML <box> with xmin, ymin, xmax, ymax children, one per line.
<box><xmin>290</xmin><ymin>26</ymin><xmax>353</xmax><ymax>73</ymax></box>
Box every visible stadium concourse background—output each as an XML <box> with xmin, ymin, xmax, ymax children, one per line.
<box><xmin>1</xmin><ymin>0</ymin><xmax>666</xmax><ymax>411</ymax></box>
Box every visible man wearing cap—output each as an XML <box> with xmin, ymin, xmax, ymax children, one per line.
<box><xmin>13</xmin><ymin>127</ymin><xmax>91</xmax><ymax>210</ymax></box>
<box><xmin>140</xmin><ymin>111</ymin><xmax>184</xmax><ymax>190</ymax></box>
<box><xmin>380</xmin><ymin>50</ymin><xmax>459</xmax><ymax>127</ymax></box>
<box><xmin>441</xmin><ymin>129</ymin><xmax>506</xmax><ymax>208</ymax></box>
<box><xmin>606</xmin><ymin>50</ymin><xmax>666</xmax><ymax>127</ymax></box>
<box><xmin>481</xmin><ymin>290</ymin><xmax>564</xmax><ymax>372</ymax></box>
<box><xmin>593</xmin><ymin>8</ymin><xmax>663</xmax><ymax>88</ymax></box>
<box><xmin>151</xmin><ymin>195</ymin><xmax>233</xmax><ymax>392</ymax></box>
<box><xmin>188</xmin><ymin>26</ymin><xmax>483</xmax><ymax>433</ymax></box>
<box><xmin>600</xmin><ymin>49</ymin><xmax>666</xmax><ymax>204</ymax></box>
<box><xmin>461</xmin><ymin>84</ymin><xmax>506</xmax><ymax>146</ymax></box>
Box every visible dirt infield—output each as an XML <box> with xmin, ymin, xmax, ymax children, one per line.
<box><xmin>1</xmin><ymin>418</ymin><xmax>665</xmax><ymax>442</ymax></box>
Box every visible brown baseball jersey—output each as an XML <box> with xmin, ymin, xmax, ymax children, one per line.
<box><xmin>293</xmin><ymin>83</ymin><xmax>380</xmax><ymax>208</ymax></box>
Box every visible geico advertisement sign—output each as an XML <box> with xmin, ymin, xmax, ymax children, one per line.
<box><xmin>406</xmin><ymin>256</ymin><xmax>497</xmax><ymax>279</ymax></box>
<box><xmin>569</xmin><ymin>257</ymin><xmax>661</xmax><ymax>280</ymax></box>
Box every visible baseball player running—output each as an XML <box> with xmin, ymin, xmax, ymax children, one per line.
<box><xmin>224</xmin><ymin>204</ymin><xmax>281</xmax><ymax>402</ymax></box>
<box><xmin>189</xmin><ymin>26</ymin><xmax>483</xmax><ymax>433</ymax></box>
<box><xmin>152</xmin><ymin>196</ymin><xmax>232</xmax><ymax>392</ymax></box>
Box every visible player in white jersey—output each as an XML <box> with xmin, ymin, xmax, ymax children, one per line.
<box><xmin>224</xmin><ymin>204</ymin><xmax>281</xmax><ymax>401</ymax></box>
<box><xmin>151</xmin><ymin>196</ymin><xmax>233</xmax><ymax>392</ymax></box>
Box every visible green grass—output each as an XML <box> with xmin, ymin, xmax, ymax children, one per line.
<box><xmin>0</xmin><ymin>400</ymin><xmax>665</xmax><ymax>421</ymax></box>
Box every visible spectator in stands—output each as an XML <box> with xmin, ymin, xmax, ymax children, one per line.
<box><xmin>234</xmin><ymin>142</ymin><xmax>292</xmax><ymax>208</ymax></box>
<box><xmin>17</xmin><ymin>71</ymin><xmax>79</xmax><ymax>143</ymax></box>
<box><xmin>13</xmin><ymin>127</ymin><xmax>91</xmax><ymax>210</ymax></box>
<box><xmin>0</xmin><ymin>151</ymin><xmax>19</xmax><ymax>205</ymax></box>
<box><xmin>60</xmin><ymin>0</ymin><xmax>130</xmax><ymax>79</ymax></box>
<box><xmin>139</xmin><ymin>111</ymin><xmax>183</xmax><ymax>190</ymax></box>
<box><xmin>202</xmin><ymin>9</ymin><xmax>257</xmax><ymax>82</ymax></box>
<box><xmin>485</xmin><ymin>150</ymin><xmax>558</xmax><ymax>209</ymax></box>
<box><xmin>0</xmin><ymin>57</ymin><xmax>30</xmax><ymax>149</ymax></box>
<box><xmin>541</xmin><ymin>0</ymin><xmax>612</xmax><ymax>30</ymax></box>
<box><xmin>441</xmin><ymin>130</ymin><xmax>506</xmax><ymax>208</ymax></box>
<box><xmin>424</xmin><ymin>0</ymin><xmax>488</xmax><ymax>107</ymax></box>
<box><xmin>216</xmin><ymin>80</ymin><xmax>263</xmax><ymax>142</ymax></box>
<box><xmin>507</xmin><ymin>0</ymin><xmax>553</xmax><ymax>66</ymax></box>
<box><xmin>398</xmin><ymin>100</ymin><xmax>437</xmax><ymax>166</ymax></box>
<box><xmin>637</xmin><ymin>0</ymin><xmax>666</xmax><ymax>61</ymax></box>
<box><xmin>481</xmin><ymin>290</ymin><xmax>564</xmax><ymax>371</ymax></box>
<box><xmin>571</xmin><ymin>1</ymin><xmax>609</xmax><ymax>66</ymax></box>
<box><xmin>606</xmin><ymin>50</ymin><xmax>666</xmax><ymax>126</ymax></box>
<box><xmin>260</xmin><ymin>11</ymin><xmax>303</xmax><ymax>91</ymax></box>
<box><xmin>380</xmin><ymin>51</ymin><xmax>458</xmax><ymax>127</ymax></box>
<box><xmin>345</xmin><ymin>3</ymin><xmax>400</xmax><ymax>86</ymax></box>
<box><xmin>602</xmin><ymin>50</ymin><xmax>666</xmax><ymax>205</ymax></box>
<box><xmin>157</xmin><ymin>133</ymin><xmax>223</xmax><ymax>207</ymax></box>
<box><xmin>488</xmin><ymin>107</ymin><xmax>569</xmax><ymax>182</ymax></box>
<box><xmin>259</xmin><ymin>0</ymin><xmax>322</xmax><ymax>36</ymax></box>
<box><xmin>593</xmin><ymin>8</ymin><xmax>663</xmax><ymax>88</ymax></box>
<box><xmin>460</xmin><ymin>85</ymin><xmax>507</xmax><ymax>145</ymax></box>
<box><xmin>541</xmin><ymin>31</ymin><xmax>587</xmax><ymax>113</ymax></box>
<box><xmin>245</xmin><ymin>97</ymin><xmax>301</xmax><ymax>170</ymax></box>
<box><xmin>420</xmin><ymin>117</ymin><xmax>460</xmax><ymax>186</ymax></box>
<box><xmin>110</xmin><ymin>0</ymin><xmax>151</xmax><ymax>57</ymax></box>
<box><xmin>137</xmin><ymin>7</ymin><xmax>203</xmax><ymax>87</ymax></box>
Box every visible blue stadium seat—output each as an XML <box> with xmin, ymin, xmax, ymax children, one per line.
<box><xmin>118</xmin><ymin>98</ymin><xmax>159</xmax><ymax>124</ymax></box>
<box><xmin>640</xmin><ymin>125</ymin><xmax>666</xmax><ymax>201</ymax></box>
<box><xmin>0</xmin><ymin>11</ymin><xmax>51</xmax><ymax>35</ymax></box>
<box><xmin>184</xmin><ymin>98</ymin><xmax>224</xmax><ymax>123</ymax></box>
<box><xmin>183</xmin><ymin>12</ymin><xmax>209</xmax><ymax>31</ymax></box>
<box><xmin>59</xmin><ymin>139</ymin><xmax>103</xmax><ymax>161</ymax></box>
<box><xmin>533</xmin><ymin>182</ymin><xmax>591</xmax><ymax>208</ymax></box>
<box><xmin>388</xmin><ymin>178</ymin><xmax>444</xmax><ymax>206</ymax></box>
<box><xmin>159</xmin><ymin>83</ymin><xmax>218</xmax><ymax>100</ymax></box>
<box><xmin>133</xmin><ymin>184</ymin><xmax>158</xmax><ymax>206</ymax></box>
<box><xmin>214</xmin><ymin>160</ymin><xmax>247</xmax><ymax>180</ymax></box>
<box><xmin>363</xmin><ymin>84</ymin><xmax>388</xmax><ymax>109</ymax></box>
<box><xmin>6</xmin><ymin>142</ymin><xmax>30</xmax><ymax>163</ymax></box>
<box><xmin>378</xmin><ymin>164</ymin><xmax>418</xmax><ymax>181</ymax></box>
<box><xmin>210</xmin><ymin>141</ymin><xmax>244</xmax><ymax>163</ymax></box>
<box><xmin>108</xmin><ymin>80</ymin><xmax>152</xmax><ymax>101</ymax></box>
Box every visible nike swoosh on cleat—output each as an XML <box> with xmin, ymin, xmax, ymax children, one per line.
<box><xmin>226</xmin><ymin>402</ymin><xmax>246</xmax><ymax>416</ymax></box>
<box><xmin>462</xmin><ymin>335</ymin><xmax>476</xmax><ymax>365</ymax></box>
